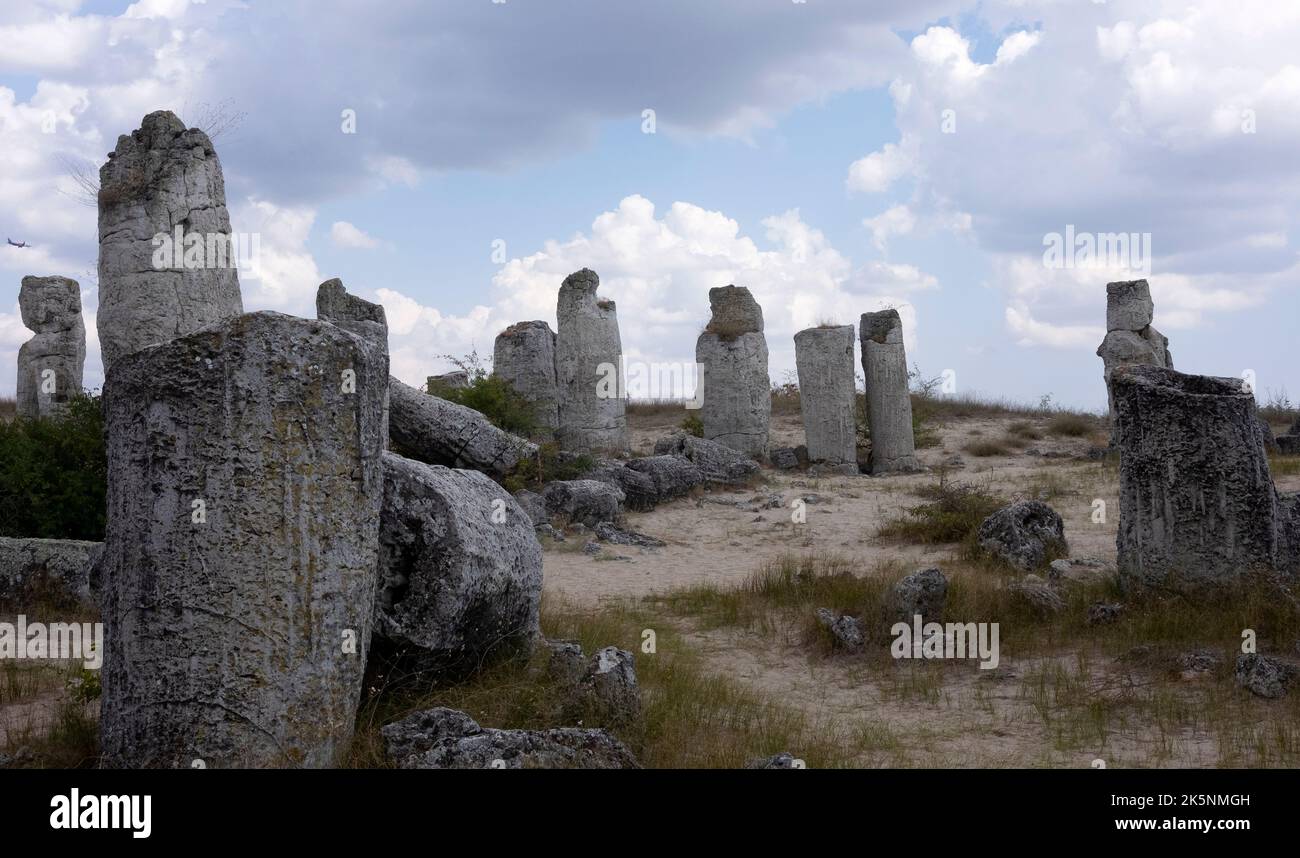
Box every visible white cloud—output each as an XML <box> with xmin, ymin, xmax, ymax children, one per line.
<box><xmin>846</xmin><ymin>138</ymin><xmax>916</xmax><ymax>194</ymax></box>
<box><xmin>863</xmin><ymin>204</ymin><xmax>916</xmax><ymax>251</ymax></box>
<box><xmin>330</xmin><ymin>221</ymin><xmax>381</xmax><ymax>250</ymax></box>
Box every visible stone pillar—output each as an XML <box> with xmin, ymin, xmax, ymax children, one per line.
<box><xmin>1112</xmin><ymin>365</ymin><xmax>1279</xmax><ymax>591</ymax></box>
<box><xmin>696</xmin><ymin>285</ymin><xmax>770</xmax><ymax>458</ymax></box>
<box><xmin>99</xmin><ymin>311</ymin><xmax>387</xmax><ymax>768</ymax></box>
<box><xmin>494</xmin><ymin>320</ymin><xmax>559</xmax><ymax>437</ymax></box>
<box><xmin>554</xmin><ymin>268</ymin><xmax>626</xmax><ymax>452</ymax></box>
<box><xmin>317</xmin><ymin>278</ymin><xmax>389</xmax><ymax>445</ymax></box>
<box><xmin>97</xmin><ymin>110</ymin><xmax>243</xmax><ymax>373</ymax></box>
<box><xmin>859</xmin><ymin>309</ymin><xmax>918</xmax><ymax>474</ymax></box>
<box><xmin>16</xmin><ymin>275</ymin><xmax>84</xmax><ymax>418</ymax></box>
<box><xmin>794</xmin><ymin>324</ymin><xmax>856</xmax><ymax>465</ymax></box>
<box><xmin>1096</xmin><ymin>279</ymin><xmax>1171</xmax><ymax>437</ymax></box>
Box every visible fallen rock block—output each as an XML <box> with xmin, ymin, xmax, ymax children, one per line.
<box><xmin>653</xmin><ymin>432</ymin><xmax>761</xmax><ymax>485</ymax></box>
<box><xmin>543</xmin><ymin>479</ymin><xmax>624</xmax><ymax>526</ymax></box>
<box><xmin>586</xmin><ymin>461</ymin><xmax>658</xmax><ymax>512</ymax></box>
<box><xmin>770</xmin><ymin>447</ymin><xmax>800</xmax><ymax>470</ymax></box>
<box><xmin>389</xmin><ymin>376</ymin><xmax>536</xmax><ymax>476</ymax></box>
<box><xmin>626</xmin><ymin>455</ymin><xmax>703</xmax><ymax>503</ymax></box>
<box><xmin>977</xmin><ymin>501</ymin><xmax>1067</xmax><ymax>572</ymax></box>
<box><xmin>593</xmin><ymin>522</ymin><xmax>664</xmax><ymax>548</ymax></box>
<box><xmin>0</xmin><ymin>537</ymin><xmax>101</xmax><ymax>610</ymax></box>
<box><xmin>1235</xmin><ymin>654</ymin><xmax>1295</xmax><ymax>699</ymax></box>
<box><xmin>1008</xmin><ymin>574</ymin><xmax>1066</xmax><ymax>617</ymax></box>
<box><xmin>888</xmin><ymin>567</ymin><xmax>948</xmax><ymax>626</ymax></box>
<box><xmin>816</xmin><ymin>608</ymin><xmax>865</xmax><ymax>652</ymax></box>
<box><xmin>382</xmin><ymin>707</ymin><xmax>639</xmax><ymax>769</ymax></box>
<box><xmin>375</xmin><ymin>452</ymin><xmax>542</xmax><ymax>681</ymax></box>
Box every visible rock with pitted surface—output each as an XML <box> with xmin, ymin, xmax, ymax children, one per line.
<box><xmin>317</xmin><ymin>278</ymin><xmax>389</xmax><ymax>444</ymax></box>
<box><xmin>1008</xmin><ymin>575</ymin><xmax>1066</xmax><ymax>616</ymax></box>
<box><xmin>542</xmin><ymin>479</ymin><xmax>624</xmax><ymax>526</ymax></box>
<box><xmin>16</xmin><ymin>276</ymin><xmax>85</xmax><ymax>418</ymax></box>
<box><xmin>1112</xmin><ymin>366</ymin><xmax>1281</xmax><ymax>590</ymax></box>
<box><xmin>1096</xmin><ymin>279</ymin><xmax>1172</xmax><ymax>437</ymax></box>
<box><xmin>375</xmin><ymin>452</ymin><xmax>542</xmax><ymax>681</ymax></box>
<box><xmin>860</xmin><ymin>310</ymin><xmax>919</xmax><ymax>474</ymax></box>
<box><xmin>382</xmin><ymin>707</ymin><xmax>639</xmax><ymax>769</ymax></box>
<box><xmin>626</xmin><ymin>455</ymin><xmax>703</xmax><ymax>502</ymax></box>
<box><xmin>977</xmin><ymin>501</ymin><xmax>1067</xmax><ymax>573</ymax></box>
<box><xmin>388</xmin><ymin>376</ymin><xmax>535</xmax><ymax>476</ymax></box>
<box><xmin>585</xmin><ymin>461</ymin><xmax>658</xmax><ymax>512</ymax></box>
<box><xmin>98</xmin><ymin>311</ymin><xmax>385</xmax><ymax>768</ymax></box>
<box><xmin>97</xmin><ymin>111</ymin><xmax>243</xmax><ymax>372</ymax></box>
<box><xmin>0</xmin><ymin>537</ymin><xmax>101</xmax><ymax>610</ymax></box>
<box><xmin>1234</xmin><ymin>654</ymin><xmax>1295</xmax><ymax>699</ymax></box>
<box><xmin>697</xmin><ymin>286</ymin><xmax>770</xmax><ymax>457</ymax></box>
<box><xmin>888</xmin><ymin>567</ymin><xmax>948</xmax><ymax>626</ymax></box>
<box><xmin>816</xmin><ymin>608</ymin><xmax>865</xmax><ymax>652</ymax></box>
<box><xmin>554</xmin><ymin>269</ymin><xmax>627</xmax><ymax>452</ymax></box>
<box><xmin>653</xmin><ymin>432</ymin><xmax>761</xmax><ymax>485</ymax></box>
<box><xmin>795</xmin><ymin>325</ymin><xmax>857</xmax><ymax>465</ymax></box>
<box><xmin>494</xmin><ymin>320</ymin><xmax>560</xmax><ymax>436</ymax></box>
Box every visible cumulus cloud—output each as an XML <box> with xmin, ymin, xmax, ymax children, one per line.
<box><xmin>329</xmin><ymin>221</ymin><xmax>381</xmax><ymax>250</ymax></box>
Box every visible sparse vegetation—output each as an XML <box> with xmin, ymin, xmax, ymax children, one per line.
<box><xmin>876</xmin><ymin>479</ymin><xmax>1006</xmax><ymax>546</ymax></box>
<box><xmin>502</xmin><ymin>442</ymin><xmax>594</xmax><ymax>493</ymax></box>
<box><xmin>0</xmin><ymin>394</ymin><xmax>106</xmax><ymax>541</ymax></box>
<box><xmin>433</xmin><ymin>350</ymin><xmax>539</xmax><ymax>438</ymax></box>
<box><xmin>1046</xmin><ymin>413</ymin><xmax>1094</xmax><ymax>437</ymax></box>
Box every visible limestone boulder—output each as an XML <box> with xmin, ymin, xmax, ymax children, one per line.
<box><xmin>977</xmin><ymin>501</ymin><xmax>1067</xmax><ymax>572</ymax></box>
<box><xmin>653</xmin><ymin>432</ymin><xmax>761</xmax><ymax>485</ymax></box>
<box><xmin>0</xmin><ymin>537</ymin><xmax>101</xmax><ymax>611</ymax></box>
<box><xmin>542</xmin><ymin>479</ymin><xmax>624</xmax><ymax>526</ymax></box>
<box><xmin>388</xmin><ymin>377</ymin><xmax>535</xmax><ymax>476</ymax></box>
<box><xmin>554</xmin><ymin>269</ymin><xmax>627</xmax><ymax>452</ymax></box>
<box><xmin>494</xmin><ymin>320</ymin><xmax>560</xmax><ymax>436</ymax></box>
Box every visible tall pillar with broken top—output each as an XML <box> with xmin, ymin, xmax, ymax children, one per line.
<box><xmin>696</xmin><ymin>285</ymin><xmax>770</xmax><ymax>458</ymax></box>
<box><xmin>859</xmin><ymin>309</ymin><xmax>919</xmax><ymax>474</ymax></box>
<box><xmin>554</xmin><ymin>268</ymin><xmax>627</xmax><ymax>452</ymax></box>
<box><xmin>794</xmin><ymin>324</ymin><xmax>857</xmax><ymax>465</ymax></box>
<box><xmin>15</xmin><ymin>275</ymin><xmax>85</xmax><ymax>418</ymax></box>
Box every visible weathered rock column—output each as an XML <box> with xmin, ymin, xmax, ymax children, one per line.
<box><xmin>859</xmin><ymin>309</ymin><xmax>918</xmax><ymax>474</ymax></box>
<box><xmin>494</xmin><ymin>320</ymin><xmax>559</xmax><ymax>437</ymax></box>
<box><xmin>696</xmin><ymin>285</ymin><xmax>770</xmax><ymax>458</ymax></box>
<box><xmin>97</xmin><ymin>110</ymin><xmax>243</xmax><ymax>373</ymax></box>
<box><xmin>16</xmin><ymin>275</ymin><xmax>84</xmax><ymax>418</ymax></box>
<box><xmin>317</xmin><ymin>278</ymin><xmax>389</xmax><ymax>444</ymax></box>
<box><xmin>1096</xmin><ymin>279</ymin><xmax>1171</xmax><ymax>437</ymax></box>
<box><xmin>555</xmin><ymin>269</ymin><xmax>627</xmax><ymax>452</ymax></box>
<box><xmin>794</xmin><ymin>324</ymin><xmax>856</xmax><ymax>465</ymax></box>
<box><xmin>99</xmin><ymin>311</ymin><xmax>387</xmax><ymax>768</ymax></box>
<box><xmin>1112</xmin><ymin>365</ymin><xmax>1279</xmax><ymax>590</ymax></box>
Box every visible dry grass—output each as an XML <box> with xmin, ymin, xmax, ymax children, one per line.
<box><xmin>877</xmin><ymin>479</ymin><xmax>1007</xmax><ymax>547</ymax></box>
<box><xmin>964</xmin><ymin>438</ymin><xmax>1014</xmax><ymax>457</ymax></box>
<box><xmin>1046</xmin><ymin>413</ymin><xmax>1096</xmax><ymax>437</ymax></box>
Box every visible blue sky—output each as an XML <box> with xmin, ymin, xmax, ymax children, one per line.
<box><xmin>2</xmin><ymin>0</ymin><xmax>1298</xmax><ymax>410</ymax></box>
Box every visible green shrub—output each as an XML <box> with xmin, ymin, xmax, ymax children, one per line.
<box><xmin>680</xmin><ymin>413</ymin><xmax>704</xmax><ymax>437</ymax></box>
<box><xmin>0</xmin><ymin>394</ymin><xmax>106</xmax><ymax>541</ymax></box>
<box><xmin>431</xmin><ymin>350</ymin><xmax>538</xmax><ymax>438</ymax></box>
<box><xmin>877</xmin><ymin>479</ymin><xmax>1006</xmax><ymax>546</ymax></box>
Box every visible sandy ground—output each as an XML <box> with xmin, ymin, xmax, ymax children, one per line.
<box><xmin>543</xmin><ymin>409</ymin><xmax>1300</xmax><ymax>768</ymax></box>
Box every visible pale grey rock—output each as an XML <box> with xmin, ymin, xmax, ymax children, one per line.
<box><xmin>16</xmin><ymin>275</ymin><xmax>85</xmax><ymax>418</ymax></box>
<box><xmin>652</xmin><ymin>432</ymin><xmax>761</xmax><ymax>485</ymax></box>
<box><xmin>582</xmin><ymin>646</ymin><xmax>641</xmax><ymax>725</ymax></box>
<box><xmin>794</xmin><ymin>325</ymin><xmax>857</xmax><ymax>465</ymax></box>
<box><xmin>746</xmin><ymin>752</ymin><xmax>799</xmax><ymax>769</ymax></box>
<box><xmin>1106</xmin><ymin>279</ymin><xmax>1154</xmax><ymax>332</ymax></box>
<box><xmin>375</xmin><ymin>452</ymin><xmax>542</xmax><ymax>680</ymax></box>
<box><xmin>860</xmin><ymin>310</ymin><xmax>919</xmax><ymax>474</ymax></box>
<box><xmin>542</xmin><ymin>479</ymin><xmax>624</xmax><ymax>526</ymax></box>
<box><xmin>593</xmin><ymin>521</ymin><xmax>665</xmax><ymax>548</ymax></box>
<box><xmin>511</xmin><ymin>489</ymin><xmax>549</xmax><ymax>526</ymax></box>
<box><xmin>542</xmin><ymin>639</ymin><xmax>587</xmax><ymax>686</ymax></box>
<box><xmin>816</xmin><ymin>608</ymin><xmax>865</xmax><ymax>652</ymax></box>
<box><xmin>382</xmin><ymin>707</ymin><xmax>639</xmax><ymax>769</ymax></box>
<box><xmin>427</xmin><ymin>371</ymin><xmax>470</xmax><ymax>391</ymax></box>
<box><xmin>0</xmin><ymin>537</ymin><xmax>101</xmax><ymax>610</ymax></box>
<box><xmin>770</xmin><ymin>447</ymin><xmax>800</xmax><ymax>470</ymax></box>
<box><xmin>888</xmin><ymin>567</ymin><xmax>948</xmax><ymax>625</ymax></box>
<box><xmin>1112</xmin><ymin>366</ymin><xmax>1281</xmax><ymax>590</ymax></box>
<box><xmin>494</xmin><ymin>320</ymin><xmax>559</xmax><ymax>436</ymax></box>
<box><xmin>98</xmin><ymin>311</ymin><xmax>385</xmax><ymax>768</ymax></box>
<box><xmin>316</xmin><ymin>278</ymin><xmax>388</xmax><ymax>445</ymax></box>
<box><xmin>625</xmin><ymin>455</ymin><xmax>703</xmax><ymax>503</ymax></box>
<box><xmin>388</xmin><ymin>376</ymin><xmax>536</xmax><ymax>476</ymax></box>
<box><xmin>697</xmin><ymin>286</ymin><xmax>770</xmax><ymax>457</ymax></box>
<box><xmin>1008</xmin><ymin>574</ymin><xmax>1066</xmax><ymax>616</ymax></box>
<box><xmin>586</xmin><ymin>461</ymin><xmax>658</xmax><ymax>512</ymax></box>
<box><xmin>1234</xmin><ymin>654</ymin><xmax>1294</xmax><ymax>699</ymax></box>
<box><xmin>1048</xmin><ymin>557</ymin><xmax>1115</xmax><ymax>586</ymax></box>
<box><xmin>97</xmin><ymin>111</ymin><xmax>242</xmax><ymax>373</ymax></box>
<box><xmin>977</xmin><ymin>501</ymin><xmax>1068</xmax><ymax>572</ymax></box>
<box><xmin>554</xmin><ymin>268</ymin><xmax>627</xmax><ymax>452</ymax></box>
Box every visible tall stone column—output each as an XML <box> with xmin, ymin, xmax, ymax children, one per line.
<box><xmin>1096</xmin><ymin>279</ymin><xmax>1171</xmax><ymax>440</ymax></box>
<box><xmin>99</xmin><ymin>311</ymin><xmax>387</xmax><ymax>768</ymax></box>
<box><xmin>859</xmin><ymin>309</ymin><xmax>918</xmax><ymax>474</ymax></box>
<box><xmin>494</xmin><ymin>320</ymin><xmax>560</xmax><ymax>437</ymax></box>
<box><xmin>1112</xmin><ymin>365</ymin><xmax>1279</xmax><ymax>590</ymax></box>
<box><xmin>555</xmin><ymin>269</ymin><xmax>627</xmax><ymax>452</ymax></box>
<box><xmin>15</xmin><ymin>275</ymin><xmax>84</xmax><ymax>419</ymax></box>
<box><xmin>97</xmin><ymin>110</ymin><xmax>243</xmax><ymax>373</ymax></box>
<box><xmin>696</xmin><ymin>285</ymin><xmax>770</xmax><ymax>458</ymax></box>
<box><xmin>794</xmin><ymin>324</ymin><xmax>856</xmax><ymax>465</ymax></box>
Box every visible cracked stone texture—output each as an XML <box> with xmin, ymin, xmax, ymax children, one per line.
<box><xmin>697</xmin><ymin>286</ymin><xmax>770</xmax><ymax>457</ymax></box>
<box><xmin>494</xmin><ymin>320</ymin><xmax>560</xmax><ymax>436</ymax></box>
<box><xmin>317</xmin><ymin>278</ymin><xmax>389</xmax><ymax>445</ymax></box>
<box><xmin>0</xmin><ymin>537</ymin><xmax>101</xmax><ymax>611</ymax></box>
<box><xmin>98</xmin><ymin>311</ymin><xmax>386</xmax><ymax>768</ymax></box>
<box><xmin>1105</xmin><ymin>279</ymin><xmax>1155</xmax><ymax>332</ymax></box>
<box><xmin>977</xmin><ymin>500</ymin><xmax>1068</xmax><ymax>573</ymax></box>
<box><xmin>382</xmin><ymin>707</ymin><xmax>639</xmax><ymax>769</ymax></box>
<box><xmin>1112</xmin><ymin>365</ymin><xmax>1282</xmax><ymax>590</ymax></box>
<box><xmin>586</xmin><ymin>461</ymin><xmax>659</xmax><ymax>512</ymax></box>
<box><xmin>97</xmin><ymin>110</ymin><xmax>243</xmax><ymax>373</ymax></box>
<box><xmin>887</xmin><ymin>567</ymin><xmax>948</xmax><ymax>627</ymax></box>
<box><xmin>388</xmin><ymin>376</ymin><xmax>536</xmax><ymax>476</ymax></box>
<box><xmin>542</xmin><ymin>479</ymin><xmax>624</xmax><ymax>526</ymax></box>
<box><xmin>794</xmin><ymin>324</ymin><xmax>857</xmax><ymax>465</ymax></box>
<box><xmin>860</xmin><ymin>310</ymin><xmax>919</xmax><ymax>474</ymax></box>
<box><xmin>554</xmin><ymin>269</ymin><xmax>627</xmax><ymax>452</ymax></box>
<box><xmin>1097</xmin><ymin>279</ymin><xmax>1172</xmax><ymax>435</ymax></box>
<box><xmin>653</xmin><ymin>432</ymin><xmax>761</xmax><ymax>485</ymax></box>
<box><xmin>375</xmin><ymin>452</ymin><xmax>541</xmax><ymax>681</ymax></box>
<box><xmin>16</xmin><ymin>275</ymin><xmax>85</xmax><ymax>418</ymax></box>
